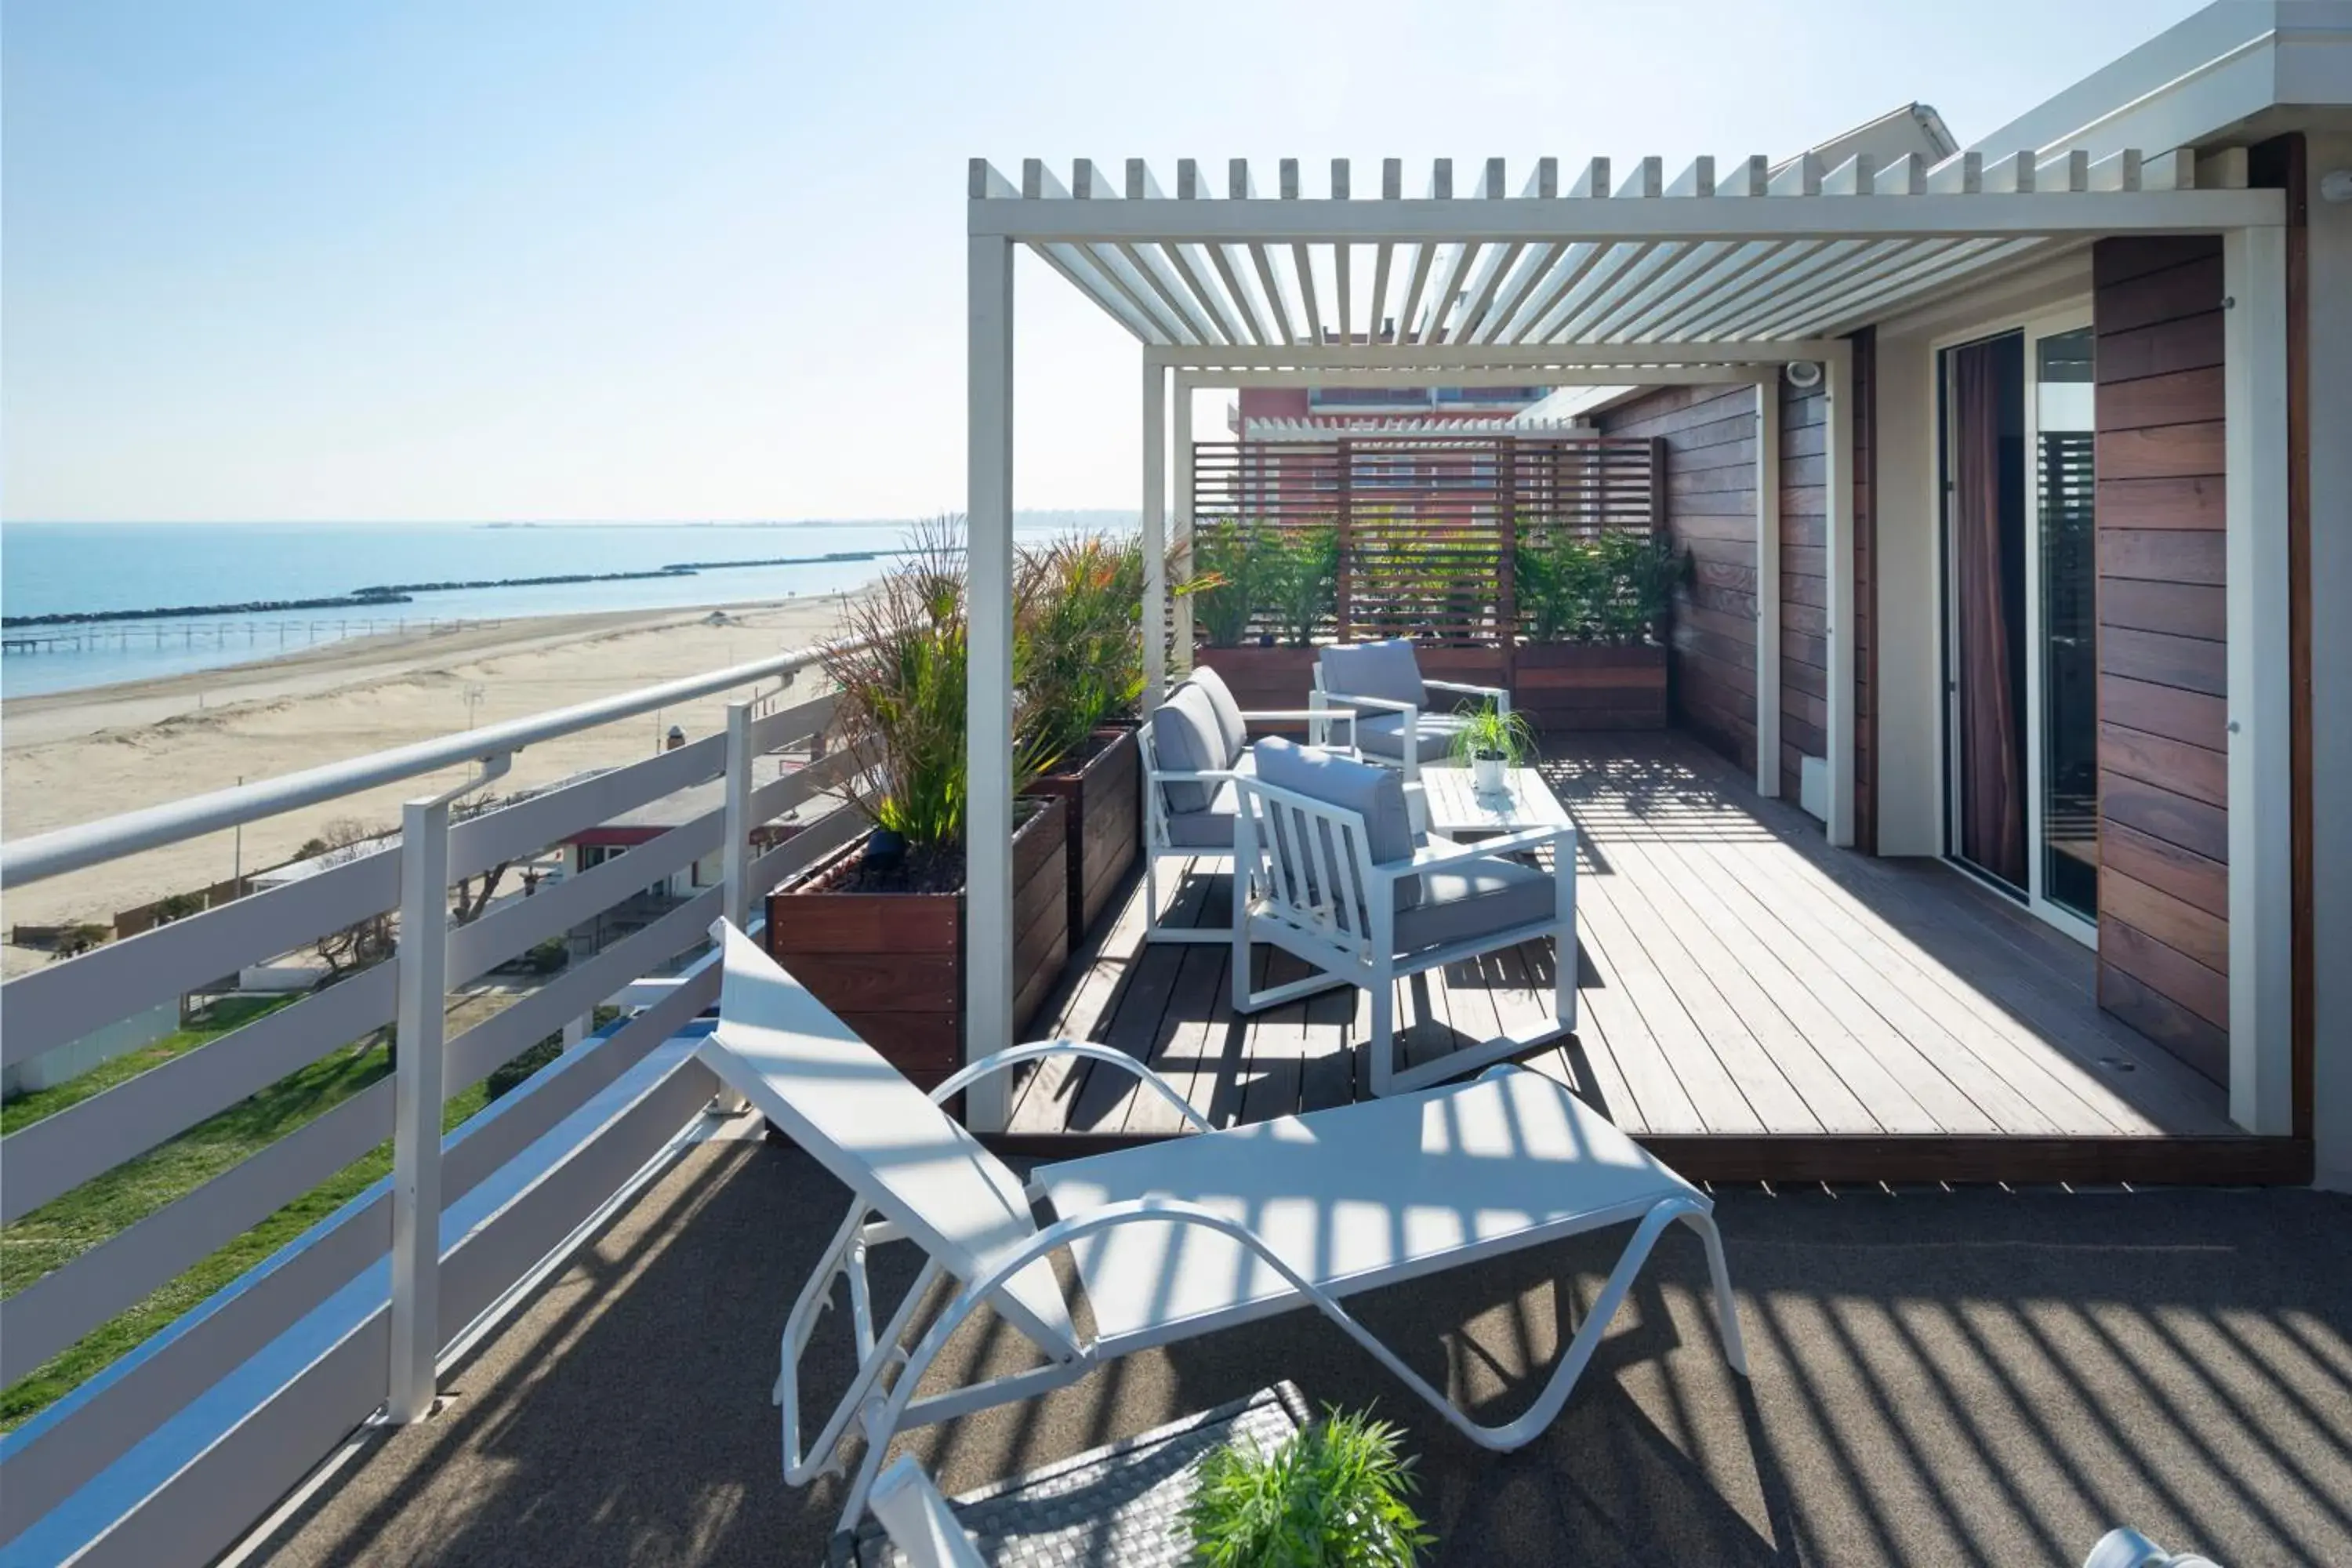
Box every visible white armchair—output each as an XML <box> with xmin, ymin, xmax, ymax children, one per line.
<box><xmin>1312</xmin><ymin>637</ymin><xmax>1510</xmax><ymax>783</ymax></box>
<box><xmin>1230</xmin><ymin>736</ymin><xmax>1575</xmax><ymax>1097</ymax></box>
<box><xmin>1139</xmin><ymin>664</ymin><xmax>1355</xmax><ymax>944</ymax></box>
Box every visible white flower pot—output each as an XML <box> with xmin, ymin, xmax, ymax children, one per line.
<box><xmin>1472</xmin><ymin>755</ymin><xmax>1507</xmax><ymax>796</ymax></box>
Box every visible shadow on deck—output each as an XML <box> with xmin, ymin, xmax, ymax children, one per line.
<box><xmin>1006</xmin><ymin>734</ymin><xmax>2300</xmax><ymax>1184</ymax></box>
<box><xmin>242</xmin><ymin>1127</ymin><xmax>2352</xmax><ymax>1567</ymax></box>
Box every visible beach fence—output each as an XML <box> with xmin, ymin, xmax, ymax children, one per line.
<box><xmin>0</xmin><ymin>617</ymin><xmax>503</xmax><ymax>657</ymax></box>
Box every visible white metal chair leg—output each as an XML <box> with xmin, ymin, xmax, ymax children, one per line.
<box><xmin>1368</xmin><ymin>981</ymin><xmax>1396</xmax><ymax>1097</ymax></box>
<box><xmin>1679</xmin><ymin>1208</ymin><xmax>1749</xmax><ymax>1376</ymax></box>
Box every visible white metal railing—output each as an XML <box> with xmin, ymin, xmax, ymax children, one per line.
<box><xmin>0</xmin><ymin>639</ymin><xmax>869</xmax><ymax>1566</ymax></box>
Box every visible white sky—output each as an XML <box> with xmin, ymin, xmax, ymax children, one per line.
<box><xmin>0</xmin><ymin>0</ymin><xmax>2209</xmax><ymax>524</ymax></box>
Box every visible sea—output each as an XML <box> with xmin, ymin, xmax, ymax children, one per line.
<box><xmin>0</xmin><ymin>517</ymin><xmax>1112</xmax><ymax>699</ymax></box>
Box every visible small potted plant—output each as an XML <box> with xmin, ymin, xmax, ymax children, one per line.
<box><xmin>1183</xmin><ymin>1406</ymin><xmax>1432</xmax><ymax>1566</ymax></box>
<box><xmin>1448</xmin><ymin>697</ymin><xmax>1537</xmax><ymax>797</ymax></box>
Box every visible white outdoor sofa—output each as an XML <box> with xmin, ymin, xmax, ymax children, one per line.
<box><xmin>1312</xmin><ymin>636</ymin><xmax>1511</xmax><ymax>782</ymax></box>
<box><xmin>1229</xmin><ymin>737</ymin><xmax>1576</xmax><ymax>1097</ymax></box>
<box><xmin>699</xmin><ymin>921</ymin><xmax>1745</xmax><ymax>1535</ymax></box>
<box><xmin>1138</xmin><ymin>663</ymin><xmax>1354</xmax><ymax>943</ymax></box>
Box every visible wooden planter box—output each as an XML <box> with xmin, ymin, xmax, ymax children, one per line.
<box><xmin>1194</xmin><ymin>641</ymin><xmax>1664</xmax><ymax>735</ymax></box>
<box><xmin>1025</xmin><ymin>727</ymin><xmax>1141</xmax><ymax>953</ymax></box>
<box><xmin>764</xmin><ymin>798</ymin><xmax>1069</xmax><ymax>1091</ymax></box>
<box><xmin>1512</xmin><ymin>641</ymin><xmax>1668</xmax><ymax>732</ymax></box>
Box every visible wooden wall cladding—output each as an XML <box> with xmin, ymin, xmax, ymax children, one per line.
<box><xmin>2093</xmin><ymin>235</ymin><xmax>2229</xmax><ymax>1084</ymax></box>
<box><xmin>1597</xmin><ymin>328</ymin><xmax>1875</xmax><ymax>848</ymax></box>
<box><xmin>1595</xmin><ymin>383</ymin><xmax>1761</xmax><ymax>771</ymax></box>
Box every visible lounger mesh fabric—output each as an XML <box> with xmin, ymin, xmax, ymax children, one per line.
<box><xmin>699</xmin><ymin>924</ymin><xmax>1077</xmax><ymax>1358</ymax></box>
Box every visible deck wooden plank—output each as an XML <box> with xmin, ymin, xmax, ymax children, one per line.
<box><xmin>1596</xmin><ymin>831</ymin><xmax>1882</xmax><ymax>1134</ymax></box>
<box><xmin>1715</xmin><ymin>835</ymin><xmax>2150</xmax><ymax>1134</ymax></box>
<box><xmin>1607</xmin><ymin>817</ymin><xmax>2009</xmax><ymax>1135</ymax></box>
<box><xmin>1566</xmin><ymin>880</ymin><xmax>1733</xmax><ymax>1134</ymax></box>
<box><xmin>1059</xmin><ymin>865</ymin><xmax>1210</xmax><ymax>1133</ymax></box>
<box><xmin>1599</xmin><ymin>829</ymin><xmax>1942</xmax><ymax>1134</ymax></box>
<box><xmin>1120</xmin><ymin>906</ymin><xmax>1236</xmax><ymax>1137</ymax></box>
<box><xmin>1008</xmin><ymin>865</ymin><xmax>1155</xmax><ymax>1134</ymax></box>
<box><xmin>1679</xmin><ymin>834</ymin><xmax>2081</xmax><ymax>1134</ymax></box>
<box><xmin>1025</xmin><ymin>733</ymin><xmax>2232</xmax><ymax>1150</ymax></box>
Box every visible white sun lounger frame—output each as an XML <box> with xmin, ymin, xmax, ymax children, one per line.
<box><xmin>696</xmin><ymin>922</ymin><xmax>1747</xmax><ymax>1535</ymax></box>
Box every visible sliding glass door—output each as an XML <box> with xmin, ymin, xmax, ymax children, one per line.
<box><xmin>1940</xmin><ymin>314</ymin><xmax>2098</xmax><ymax>942</ymax></box>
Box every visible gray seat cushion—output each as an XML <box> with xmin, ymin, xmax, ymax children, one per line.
<box><xmin>1150</xmin><ymin>683</ymin><xmax>1229</xmax><ymax>813</ymax></box>
<box><xmin>1356</xmin><ymin>709</ymin><xmax>1475</xmax><ymax>764</ymax></box>
<box><xmin>1164</xmin><ymin>780</ymin><xmax>1240</xmax><ymax>848</ymax></box>
<box><xmin>1249</xmin><ymin>737</ymin><xmax>1421</xmax><ymax>914</ymax></box>
<box><xmin>1393</xmin><ymin>849</ymin><xmax>1559</xmax><ymax>953</ymax></box>
<box><xmin>1185</xmin><ymin>666</ymin><xmax>1249</xmax><ymax>767</ymax></box>
<box><xmin>1319</xmin><ymin>639</ymin><xmax>1425</xmax><ymax>711</ymax></box>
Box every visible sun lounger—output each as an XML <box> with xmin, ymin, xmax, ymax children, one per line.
<box><xmin>698</xmin><ymin>920</ymin><xmax>1748</xmax><ymax>1533</ymax></box>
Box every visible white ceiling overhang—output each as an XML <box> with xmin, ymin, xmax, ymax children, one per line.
<box><xmin>969</xmin><ymin>150</ymin><xmax>2281</xmax><ymax>354</ymax></box>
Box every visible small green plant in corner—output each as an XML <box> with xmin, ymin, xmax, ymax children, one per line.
<box><xmin>1184</xmin><ymin>1406</ymin><xmax>1432</xmax><ymax>1567</ymax></box>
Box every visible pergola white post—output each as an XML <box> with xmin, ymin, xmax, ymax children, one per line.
<box><xmin>1142</xmin><ymin>356</ymin><xmax>1168</xmax><ymax>704</ymax></box>
<box><xmin>1173</xmin><ymin>375</ymin><xmax>1196</xmax><ymax>674</ymax></box>
<box><xmin>1823</xmin><ymin>339</ymin><xmax>1857</xmax><ymax>848</ymax></box>
<box><xmin>965</xmin><ymin>233</ymin><xmax>1016</xmax><ymax>1133</ymax></box>
<box><xmin>1754</xmin><ymin>376</ymin><xmax>1782</xmax><ymax>797</ymax></box>
<box><xmin>2223</xmin><ymin>222</ymin><xmax>2292</xmax><ymax>1135</ymax></box>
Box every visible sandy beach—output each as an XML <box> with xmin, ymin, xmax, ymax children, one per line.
<box><xmin>1</xmin><ymin>595</ymin><xmax>858</xmax><ymax>976</ymax></box>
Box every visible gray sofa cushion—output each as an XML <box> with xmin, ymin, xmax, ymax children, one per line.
<box><xmin>1393</xmin><ymin>850</ymin><xmax>1559</xmax><ymax>952</ymax></box>
<box><xmin>1185</xmin><ymin>665</ymin><xmax>1249</xmax><ymax>768</ymax></box>
<box><xmin>1319</xmin><ymin>638</ymin><xmax>1425</xmax><ymax>711</ymax></box>
<box><xmin>1164</xmin><ymin>780</ymin><xmax>1240</xmax><ymax>848</ymax></box>
<box><xmin>1356</xmin><ymin>709</ymin><xmax>1475</xmax><ymax>764</ymax></box>
<box><xmin>1150</xmin><ymin>684</ymin><xmax>1228</xmax><ymax>814</ymax></box>
<box><xmin>1250</xmin><ymin>737</ymin><xmax>1421</xmax><ymax>914</ymax></box>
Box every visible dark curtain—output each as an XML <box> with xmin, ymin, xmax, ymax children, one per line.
<box><xmin>1951</xmin><ymin>339</ymin><xmax>2027</xmax><ymax>886</ymax></box>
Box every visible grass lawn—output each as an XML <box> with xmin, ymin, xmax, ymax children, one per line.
<box><xmin>0</xmin><ymin>994</ymin><xmax>564</xmax><ymax>1432</ymax></box>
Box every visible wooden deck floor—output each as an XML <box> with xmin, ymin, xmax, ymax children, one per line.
<box><xmin>1005</xmin><ymin>735</ymin><xmax>2292</xmax><ymax>1182</ymax></box>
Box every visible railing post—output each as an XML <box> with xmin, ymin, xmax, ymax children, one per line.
<box><xmin>713</xmin><ymin>699</ymin><xmax>757</xmax><ymax>1116</ymax></box>
<box><xmin>723</xmin><ymin>699</ymin><xmax>755</xmax><ymax>935</ymax></box>
<box><xmin>388</xmin><ymin>794</ymin><xmax>452</xmax><ymax>1425</ymax></box>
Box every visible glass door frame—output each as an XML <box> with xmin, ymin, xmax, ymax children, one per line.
<box><xmin>1933</xmin><ymin>304</ymin><xmax>2100</xmax><ymax>949</ymax></box>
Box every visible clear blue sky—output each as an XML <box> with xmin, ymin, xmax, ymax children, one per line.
<box><xmin>2</xmin><ymin>0</ymin><xmax>2208</xmax><ymax>524</ymax></box>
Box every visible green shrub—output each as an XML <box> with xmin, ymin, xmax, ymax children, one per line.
<box><xmin>824</xmin><ymin>518</ymin><xmax>1051</xmax><ymax>851</ymax></box>
<box><xmin>1515</xmin><ymin>525</ymin><xmax>1687</xmax><ymax>644</ymax></box>
<box><xmin>1185</xmin><ymin>517</ymin><xmax>1264</xmax><ymax>647</ymax></box>
<box><xmin>1514</xmin><ymin>527</ymin><xmax>1606</xmax><ymax>642</ymax></box>
<box><xmin>1017</xmin><ymin>530</ymin><xmax>1145</xmax><ymax>771</ymax></box>
<box><xmin>1184</xmin><ymin>1407</ymin><xmax>1432</xmax><ymax>1567</ymax></box>
<box><xmin>1261</xmin><ymin>526</ymin><xmax>1340</xmax><ymax>647</ymax></box>
<box><xmin>1595</xmin><ymin>530</ymin><xmax>1689</xmax><ymax>642</ymax></box>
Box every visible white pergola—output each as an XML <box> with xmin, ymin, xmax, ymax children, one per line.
<box><xmin>961</xmin><ymin>148</ymin><xmax>2288</xmax><ymax>1133</ymax></box>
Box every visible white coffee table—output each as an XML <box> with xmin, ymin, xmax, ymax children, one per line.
<box><xmin>1417</xmin><ymin>764</ymin><xmax>1573</xmax><ymax>840</ymax></box>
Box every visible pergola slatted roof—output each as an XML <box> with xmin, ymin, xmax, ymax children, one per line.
<box><xmin>971</xmin><ymin>148</ymin><xmax>2278</xmax><ymax>355</ymax></box>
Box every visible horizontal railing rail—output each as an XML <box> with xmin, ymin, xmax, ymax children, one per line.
<box><xmin>0</xmin><ymin>644</ymin><xmax>862</xmax><ymax>1565</ymax></box>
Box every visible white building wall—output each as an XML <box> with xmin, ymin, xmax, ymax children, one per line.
<box><xmin>2305</xmin><ymin>131</ymin><xmax>2352</xmax><ymax>1190</ymax></box>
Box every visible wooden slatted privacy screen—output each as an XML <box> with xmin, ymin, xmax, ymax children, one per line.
<box><xmin>1189</xmin><ymin>435</ymin><xmax>1662</xmax><ymax>645</ymax></box>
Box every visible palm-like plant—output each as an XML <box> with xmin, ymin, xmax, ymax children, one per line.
<box><xmin>1185</xmin><ymin>517</ymin><xmax>1262</xmax><ymax>647</ymax></box>
<box><xmin>1514</xmin><ymin>526</ymin><xmax>1607</xmax><ymax>641</ymax></box>
<box><xmin>1261</xmin><ymin>525</ymin><xmax>1340</xmax><ymax>647</ymax></box>
<box><xmin>1016</xmin><ymin>531</ymin><xmax>1145</xmax><ymax>772</ymax></box>
<box><xmin>824</xmin><ymin>517</ymin><xmax>1050</xmax><ymax>852</ymax></box>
